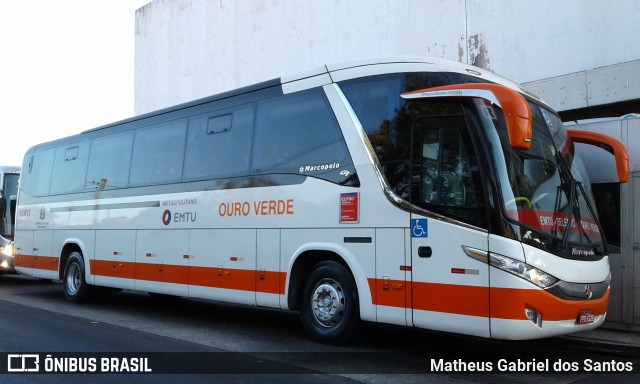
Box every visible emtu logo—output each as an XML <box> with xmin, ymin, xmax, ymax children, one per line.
<box><xmin>162</xmin><ymin>210</ymin><xmax>172</xmax><ymax>226</ymax></box>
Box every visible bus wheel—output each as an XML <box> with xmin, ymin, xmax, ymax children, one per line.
<box><xmin>64</xmin><ymin>252</ymin><xmax>91</xmax><ymax>303</ymax></box>
<box><xmin>300</xmin><ymin>261</ymin><xmax>359</xmax><ymax>345</ymax></box>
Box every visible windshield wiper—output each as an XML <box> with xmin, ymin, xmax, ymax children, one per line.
<box><xmin>553</xmin><ymin>151</ymin><xmax>586</xmax><ymax>251</ymax></box>
<box><xmin>576</xmin><ymin>181</ymin><xmax>608</xmax><ymax>254</ymax></box>
<box><xmin>556</xmin><ymin>160</ymin><xmax>603</xmax><ymax>253</ymax></box>
<box><xmin>559</xmin><ymin>178</ymin><xmax>576</xmax><ymax>250</ymax></box>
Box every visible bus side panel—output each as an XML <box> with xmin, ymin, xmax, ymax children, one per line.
<box><xmin>31</xmin><ymin>229</ymin><xmax>55</xmax><ymax>280</ymax></box>
<box><xmin>410</xmin><ymin>217</ymin><xmax>490</xmax><ymax>338</ymax></box>
<box><xmin>372</xmin><ymin>228</ymin><xmax>408</xmax><ymax>326</ymax></box>
<box><xmin>14</xmin><ymin>229</ymin><xmax>33</xmax><ymax>275</ymax></box>
<box><xmin>134</xmin><ymin>229</ymin><xmax>189</xmax><ymax>297</ymax></box>
<box><xmin>281</xmin><ymin>228</ymin><xmax>376</xmax><ymax>322</ymax></box>
<box><xmin>256</xmin><ymin>228</ymin><xmax>282</xmax><ymax>308</ymax></box>
<box><xmin>93</xmin><ymin>230</ymin><xmax>136</xmax><ymax>290</ymax></box>
<box><xmin>54</xmin><ymin>230</ymin><xmax>95</xmax><ymax>282</ymax></box>
<box><xmin>188</xmin><ymin>228</ymin><xmax>257</xmax><ymax>306</ymax></box>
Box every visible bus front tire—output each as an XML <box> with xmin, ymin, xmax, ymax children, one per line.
<box><xmin>300</xmin><ymin>261</ymin><xmax>360</xmax><ymax>345</ymax></box>
<box><xmin>63</xmin><ymin>252</ymin><xmax>91</xmax><ymax>303</ymax></box>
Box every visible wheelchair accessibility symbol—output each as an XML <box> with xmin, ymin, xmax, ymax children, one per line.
<box><xmin>412</xmin><ymin>219</ymin><xmax>428</xmax><ymax>238</ymax></box>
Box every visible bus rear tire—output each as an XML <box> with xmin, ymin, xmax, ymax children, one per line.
<box><xmin>300</xmin><ymin>261</ymin><xmax>359</xmax><ymax>345</ymax></box>
<box><xmin>63</xmin><ymin>252</ymin><xmax>92</xmax><ymax>303</ymax></box>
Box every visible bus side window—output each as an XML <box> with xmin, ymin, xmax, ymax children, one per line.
<box><xmin>86</xmin><ymin>131</ymin><xmax>134</xmax><ymax>191</ymax></box>
<box><xmin>251</xmin><ymin>89</ymin><xmax>355</xmax><ymax>184</ymax></box>
<box><xmin>339</xmin><ymin>73</ymin><xmax>452</xmax><ymax>195</ymax></box>
<box><xmin>20</xmin><ymin>150</ymin><xmax>54</xmax><ymax>197</ymax></box>
<box><xmin>50</xmin><ymin>144</ymin><xmax>89</xmax><ymax>195</ymax></box>
<box><xmin>129</xmin><ymin>119</ymin><xmax>187</xmax><ymax>186</ymax></box>
<box><xmin>184</xmin><ymin>105</ymin><xmax>255</xmax><ymax>181</ymax></box>
<box><xmin>591</xmin><ymin>182</ymin><xmax>621</xmax><ymax>250</ymax></box>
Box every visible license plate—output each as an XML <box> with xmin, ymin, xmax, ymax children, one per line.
<box><xmin>578</xmin><ymin>309</ymin><xmax>595</xmax><ymax>324</ymax></box>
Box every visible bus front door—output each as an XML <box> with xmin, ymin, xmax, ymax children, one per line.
<box><xmin>409</xmin><ymin>115</ymin><xmax>490</xmax><ymax>337</ymax></box>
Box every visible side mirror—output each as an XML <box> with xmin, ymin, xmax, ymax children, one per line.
<box><xmin>567</xmin><ymin>130</ymin><xmax>630</xmax><ymax>183</ymax></box>
<box><xmin>401</xmin><ymin>83</ymin><xmax>532</xmax><ymax>151</ymax></box>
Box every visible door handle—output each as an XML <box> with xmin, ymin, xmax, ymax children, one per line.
<box><xmin>418</xmin><ymin>246</ymin><xmax>432</xmax><ymax>258</ymax></box>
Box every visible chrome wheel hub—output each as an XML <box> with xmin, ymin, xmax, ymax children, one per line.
<box><xmin>66</xmin><ymin>263</ymin><xmax>81</xmax><ymax>294</ymax></box>
<box><xmin>311</xmin><ymin>279</ymin><xmax>346</xmax><ymax>327</ymax></box>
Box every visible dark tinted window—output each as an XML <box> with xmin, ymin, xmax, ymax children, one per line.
<box><xmin>86</xmin><ymin>131</ymin><xmax>133</xmax><ymax>191</ymax></box>
<box><xmin>184</xmin><ymin>105</ymin><xmax>255</xmax><ymax>181</ymax></box>
<box><xmin>252</xmin><ymin>89</ymin><xmax>357</xmax><ymax>185</ymax></box>
<box><xmin>411</xmin><ymin>113</ymin><xmax>485</xmax><ymax>228</ymax></box>
<box><xmin>340</xmin><ymin>72</ymin><xmax>484</xmax><ymax>194</ymax></box>
<box><xmin>50</xmin><ymin>144</ymin><xmax>89</xmax><ymax>194</ymax></box>
<box><xmin>591</xmin><ymin>183</ymin><xmax>621</xmax><ymax>249</ymax></box>
<box><xmin>340</xmin><ymin>73</ymin><xmax>451</xmax><ymax>162</ymax></box>
<box><xmin>22</xmin><ymin>150</ymin><xmax>54</xmax><ymax>197</ymax></box>
<box><xmin>129</xmin><ymin>119</ymin><xmax>187</xmax><ymax>186</ymax></box>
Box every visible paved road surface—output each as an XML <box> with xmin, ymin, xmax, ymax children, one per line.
<box><xmin>0</xmin><ymin>274</ymin><xmax>638</xmax><ymax>383</ymax></box>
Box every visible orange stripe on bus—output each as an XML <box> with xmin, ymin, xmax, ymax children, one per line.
<box><xmin>190</xmin><ymin>266</ymin><xmax>253</xmax><ymax>291</ymax></box>
<box><xmin>368</xmin><ymin>278</ymin><xmax>409</xmax><ymax>308</ymax></box>
<box><xmin>368</xmin><ymin>279</ymin><xmax>488</xmax><ymax>316</ymax></box>
<box><xmin>89</xmin><ymin>259</ymin><xmax>285</xmax><ymax>295</ymax></box>
<box><xmin>489</xmin><ymin>286</ymin><xmax>609</xmax><ymax>321</ymax></box>
<box><xmin>413</xmin><ymin>282</ymin><xmax>490</xmax><ymax>317</ymax></box>
<box><xmin>15</xmin><ymin>254</ymin><xmax>59</xmax><ymax>271</ymax></box>
<box><xmin>23</xmin><ymin>257</ymin><xmax>609</xmax><ymax>321</ymax></box>
<box><xmin>90</xmin><ymin>259</ymin><xmax>137</xmax><ymax>280</ymax></box>
<box><xmin>369</xmin><ymin>279</ymin><xmax>609</xmax><ymax>321</ymax></box>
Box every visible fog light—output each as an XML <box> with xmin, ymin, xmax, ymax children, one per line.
<box><xmin>1</xmin><ymin>260</ymin><xmax>8</xmax><ymax>269</ymax></box>
<box><xmin>525</xmin><ymin>308</ymin><xmax>543</xmax><ymax>328</ymax></box>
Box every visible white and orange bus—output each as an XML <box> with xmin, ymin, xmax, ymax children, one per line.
<box><xmin>14</xmin><ymin>57</ymin><xmax>629</xmax><ymax>344</ymax></box>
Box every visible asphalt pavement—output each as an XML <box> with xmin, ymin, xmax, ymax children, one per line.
<box><xmin>564</xmin><ymin>327</ymin><xmax>640</xmax><ymax>355</ymax></box>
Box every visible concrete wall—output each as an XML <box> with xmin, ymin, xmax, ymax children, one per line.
<box><xmin>134</xmin><ymin>0</ymin><xmax>640</xmax><ymax>115</ymax></box>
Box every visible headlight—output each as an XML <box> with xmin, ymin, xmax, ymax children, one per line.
<box><xmin>489</xmin><ymin>252</ymin><xmax>558</xmax><ymax>288</ymax></box>
<box><xmin>1</xmin><ymin>243</ymin><xmax>14</xmax><ymax>257</ymax></box>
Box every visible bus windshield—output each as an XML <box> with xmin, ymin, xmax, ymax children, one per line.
<box><xmin>484</xmin><ymin>100</ymin><xmax>604</xmax><ymax>258</ymax></box>
<box><xmin>1</xmin><ymin>172</ymin><xmax>19</xmax><ymax>239</ymax></box>
<box><xmin>340</xmin><ymin>73</ymin><xmax>605</xmax><ymax>258</ymax></box>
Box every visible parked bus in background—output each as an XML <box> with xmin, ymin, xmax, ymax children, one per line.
<box><xmin>566</xmin><ymin>114</ymin><xmax>639</xmax><ymax>331</ymax></box>
<box><xmin>14</xmin><ymin>57</ymin><xmax>629</xmax><ymax>344</ymax></box>
<box><xmin>0</xmin><ymin>166</ymin><xmax>20</xmax><ymax>274</ymax></box>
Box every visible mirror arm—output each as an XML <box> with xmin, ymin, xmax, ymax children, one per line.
<box><xmin>567</xmin><ymin>129</ymin><xmax>630</xmax><ymax>183</ymax></box>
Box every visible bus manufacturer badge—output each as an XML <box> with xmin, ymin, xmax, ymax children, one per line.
<box><xmin>584</xmin><ymin>284</ymin><xmax>593</xmax><ymax>299</ymax></box>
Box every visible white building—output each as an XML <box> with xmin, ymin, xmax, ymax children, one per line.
<box><xmin>134</xmin><ymin>0</ymin><xmax>640</xmax><ymax>120</ymax></box>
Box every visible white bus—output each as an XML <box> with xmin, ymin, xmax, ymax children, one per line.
<box><xmin>566</xmin><ymin>115</ymin><xmax>640</xmax><ymax>331</ymax></box>
<box><xmin>0</xmin><ymin>166</ymin><xmax>20</xmax><ymax>274</ymax></box>
<box><xmin>14</xmin><ymin>57</ymin><xmax>629</xmax><ymax>344</ymax></box>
